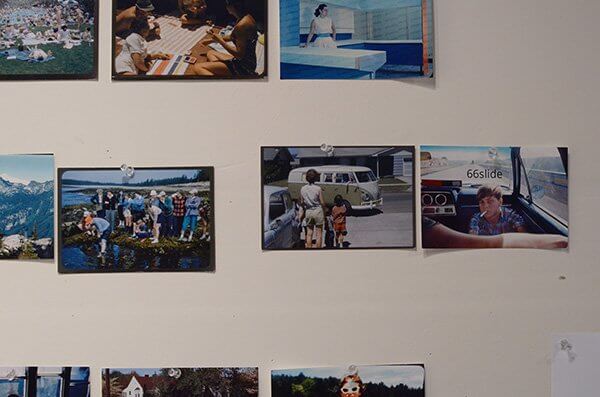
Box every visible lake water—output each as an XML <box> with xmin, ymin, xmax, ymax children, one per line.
<box><xmin>61</xmin><ymin>244</ymin><xmax>210</xmax><ymax>272</ymax></box>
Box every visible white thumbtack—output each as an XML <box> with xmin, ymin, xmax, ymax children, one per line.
<box><xmin>120</xmin><ymin>163</ymin><xmax>135</xmax><ymax>178</ymax></box>
<box><xmin>168</xmin><ymin>368</ymin><xmax>182</xmax><ymax>379</ymax></box>
<box><xmin>320</xmin><ymin>143</ymin><xmax>335</xmax><ymax>157</ymax></box>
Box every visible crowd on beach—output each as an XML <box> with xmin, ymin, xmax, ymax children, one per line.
<box><xmin>78</xmin><ymin>188</ymin><xmax>210</xmax><ymax>257</ymax></box>
<box><xmin>0</xmin><ymin>0</ymin><xmax>93</xmax><ymax>60</ymax></box>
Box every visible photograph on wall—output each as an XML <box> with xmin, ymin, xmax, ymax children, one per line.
<box><xmin>279</xmin><ymin>0</ymin><xmax>433</xmax><ymax>79</ymax></box>
<box><xmin>552</xmin><ymin>334</ymin><xmax>600</xmax><ymax>397</ymax></box>
<box><xmin>272</xmin><ymin>365</ymin><xmax>425</xmax><ymax>397</ymax></box>
<box><xmin>103</xmin><ymin>367</ymin><xmax>259</xmax><ymax>397</ymax></box>
<box><xmin>58</xmin><ymin>167</ymin><xmax>214</xmax><ymax>273</ymax></box>
<box><xmin>420</xmin><ymin>146</ymin><xmax>569</xmax><ymax>249</ymax></box>
<box><xmin>0</xmin><ymin>0</ymin><xmax>97</xmax><ymax>80</ymax></box>
<box><xmin>261</xmin><ymin>146</ymin><xmax>415</xmax><ymax>250</ymax></box>
<box><xmin>112</xmin><ymin>0</ymin><xmax>266</xmax><ymax>79</ymax></box>
<box><xmin>0</xmin><ymin>154</ymin><xmax>54</xmax><ymax>260</ymax></box>
<box><xmin>0</xmin><ymin>367</ymin><xmax>90</xmax><ymax>397</ymax></box>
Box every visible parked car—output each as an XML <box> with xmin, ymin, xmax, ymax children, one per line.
<box><xmin>287</xmin><ymin>165</ymin><xmax>383</xmax><ymax>210</ymax></box>
<box><xmin>263</xmin><ymin>186</ymin><xmax>301</xmax><ymax>249</ymax></box>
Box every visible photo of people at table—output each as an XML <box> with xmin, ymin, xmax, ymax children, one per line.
<box><xmin>113</xmin><ymin>0</ymin><xmax>266</xmax><ymax>78</ymax></box>
<box><xmin>280</xmin><ymin>0</ymin><xmax>434</xmax><ymax>79</ymax></box>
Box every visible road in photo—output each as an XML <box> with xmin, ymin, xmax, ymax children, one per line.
<box><xmin>422</xmin><ymin>163</ymin><xmax>512</xmax><ymax>187</ymax></box>
<box><xmin>345</xmin><ymin>191</ymin><xmax>413</xmax><ymax>248</ymax></box>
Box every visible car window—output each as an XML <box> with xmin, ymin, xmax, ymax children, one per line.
<box><xmin>520</xmin><ymin>147</ymin><xmax>568</xmax><ymax>223</ymax></box>
<box><xmin>282</xmin><ymin>192</ymin><xmax>294</xmax><ymax>211</ymax></box>
<box><xmin>337</xmin><ymin>173</ymin><xmax>354</xmax><ymax>183</ymax></box>
<box><xmin>322</xmin><ymin>173</ymin><xmax>333</xmax><ymax>183</ymax></box>
<box><xmin>421</xmin><ymin>146</ymin><xmax>513</xmax><ymax>192</ymax></box>
<box><xmin>269</xmin><ymin>193</ymin><xmax>286</xmax><ymax>222</ymax></box>
<box><xmin>356</xmin><ymin>171</ymin><xmax>375</xmax><ymax>182</ymax></box>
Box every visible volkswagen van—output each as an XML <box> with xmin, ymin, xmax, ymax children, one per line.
<box><xmin>287</xmin><ymin>166</ymin><xmax>383</xmax><ymax>210</ymax></box>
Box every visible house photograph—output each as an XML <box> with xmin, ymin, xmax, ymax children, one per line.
<box><xmin>103</xmin><ymin>368</ymin><xmax>259</xmax><ymax>397</ymax></box>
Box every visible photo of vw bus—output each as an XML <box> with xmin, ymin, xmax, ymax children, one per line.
<box><xmin>261</xmin><ymin>146</ymin><xmax>415</xmax><ymax>250</ymax></box>
<box><xmin>287</xmin><ymin>166</ymin><xmax>383</xmax><ymax>210</ymax></box>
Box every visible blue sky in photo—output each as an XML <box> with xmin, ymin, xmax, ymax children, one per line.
<box><xmin>421</xmin><ymin>146</ymin><xmax>511</xmax><ymax>162</ymax></box>
<box><xmin>273</xmin><ymin>365</ymin><xmax>424</xmax><ymax>389</ymax></box>
<box><xmin>110</xmin><ymin>368</ymin><xmax>161</xmax><ymax>376</ymax></box>
<box><xmin>0</xmin><ymin>154</ymin><xmax>54</xmax><ymax>183</ymax></box>
<box><xmin>62</xmin><ymin>169</ymin><xmax>201</xmax><ymax>185</ymax></box>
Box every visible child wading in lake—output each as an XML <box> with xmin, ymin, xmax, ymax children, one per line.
<box><xmin>81</xmin><ymin>211</ymin><xmax>111</xmax><ymax>258</ymax></box>
<box><xmin>332</xmin><ymin>194</ymin><xmax>348</xmax><ymax>248</ymax></box>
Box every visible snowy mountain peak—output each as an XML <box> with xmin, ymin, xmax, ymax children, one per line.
<box><xmin>0</xmin><ymin>173</ymin><xmax>30</xmax><ymax>185</ymax></box>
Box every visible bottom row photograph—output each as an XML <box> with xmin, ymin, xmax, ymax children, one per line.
<box><xmin>0</xmin><ymin>365</ymin><xmax>426</xmax><ymax>397</ymax></box>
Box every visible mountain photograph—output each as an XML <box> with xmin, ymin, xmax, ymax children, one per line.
<box><xmin>0</xmin><ymin>155</ymin><xmax>54</xmax><ymax>260</ymax></box>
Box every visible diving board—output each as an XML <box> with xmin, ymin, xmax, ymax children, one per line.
<box><xmin>281</xmin><ymin>46</ymin><xmax>386</xmax><ymax>73</ymax></box>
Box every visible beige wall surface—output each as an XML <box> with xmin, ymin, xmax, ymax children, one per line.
<box><xmin>0</xmin><ymin>0</ymin><xmax>599</xmax><ymax>396</ymax></box>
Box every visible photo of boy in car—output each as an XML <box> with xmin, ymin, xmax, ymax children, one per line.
<box><xmin>421</xmin><ymin>145</ymin><xmax>569</xmax><ymax>250</ymax></box>
<box><xmin>469</xmin><ymin>185</ymin><xmax>526</xmax><ymax>235</ymax></box>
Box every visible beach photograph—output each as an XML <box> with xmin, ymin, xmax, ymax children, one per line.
<box><xmin>58</xmin><ymin>167</ymin><xmax>215</xmax><ymax>273</ymax></box>
<box><xmin>0</xmin><ymin>0</ymin><xmax>97</xmax><ymax>79</ymax></box>
<box><xmin>103</xmin><ymin>367</ymin><xmax>259</xmax><ymax>397</ymax></box>
<box><xmin>420</xmin><ymin>146</ymin><xmax>569</xmax><ymax>249</ymax></box>
<box><xmin>0</xmin><ymin>154</ymin><xmax>54</xmax><ymax>260</ymax></box>
<box><xmin>0</xmin><ymin>367</ymin><xmax>90</xmax><ymax>397</ymax></box>
<box><xmin>272</xmin><ymin>365</ymin><xmax>425</xmax><ymax>397</ymax></box>
<box><xmin>279</xmin><ymin>0</ymin><xmax>433</xmax><ymax>79</ymax></box>
<box><xmin>113</xmin><ymin>0</ymin><xmax>266</xmax><ymax>79</ymax></box>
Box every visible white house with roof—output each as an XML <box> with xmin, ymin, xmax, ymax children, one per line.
<box><xmin>122</xmin><ymin>376</ymin><xmax>143</xmax><ymax>397</ymax></box>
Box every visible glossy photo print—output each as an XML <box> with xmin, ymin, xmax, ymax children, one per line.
<box><xmin>58</xmin><ymin>167</ymin><xmax>215</xmax><ymax>273</ymax></box>
<box><xmin>103</xmin><ymin>367</ymin><xmax>259</xmax><ymax>397</ymax></box>
<box><xmin>272</xmin><ymin>365</ymin><xmax>425</xmax><ymax>397</ymax></box>
<box><xmin>0</xmin><ymin>0</ymin><xmax>98</xmax><ymax>80</ymax></box>
<box><xmin>0</xmin><ymin>367</ymin><xmax>90</xmax><ymax>397</ymax></box>
<box><xmin>0</xmin><ymin>154</ymin><xmax>54</xmax><ymax>260</ymax></box>
<box><xmin>262</xmin><ymin>146</ymin><xmax>415</xmax><ymax>250</ymax></box>
<box><xmin>279</xmin><ymin>0</ymin><xmax>434</xmax><ymax>79</ymax></box>
<box><xmin>112</xmin><ymin>0</ymin><xmax>266</xmax><ymax>79</ymax></box>
<box><xmin>420</xmin><ymin>146</ymin><xmax>568</xmax><ymax>249</ymax></box>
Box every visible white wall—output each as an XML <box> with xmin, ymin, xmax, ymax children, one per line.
<box><xmin>300</xmin><ymin>0</ymin><xmax>355</xmax><ymax>34</ymax></box>
<box><xmin>0</xmin><ymin>1</ymin><xmax>599</xmax><ymax>397</ymax></box>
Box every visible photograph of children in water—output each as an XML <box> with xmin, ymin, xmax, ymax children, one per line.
<box><xmin>58</xmin><ymin>167</ymin><xmax>214</xmax><ymax>273</ymax></box>
<box><xmin>262</xmin><ymin>146</ymin><xmax>415</xmax><ymax>250</ymax></box>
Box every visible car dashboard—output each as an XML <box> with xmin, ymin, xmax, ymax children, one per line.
<box><xmin>421</xmin><ymin>189</ymin><xmax>457</xmax><ymax>216</ymax></box>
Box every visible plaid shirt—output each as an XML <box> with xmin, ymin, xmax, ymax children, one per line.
<box><xmin>172</xmin><ymin>196</ymin><xmax>186</xmax><ymax>217</ymax></box>
<box><xmin>469</xmin><ymin>208</ymin><xmax>525</xmax><ymax>236</ymax></box>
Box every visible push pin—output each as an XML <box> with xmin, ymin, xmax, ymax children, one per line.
<box><xmin>121</xmin><ymin>163</ymin><xmax>135</xmax><ymax>178</ymax></box>
<box><xmin>168</xmin><ymin>368</ymin><xmax>182</xmax><ymax>379</ymax></box>
<box><xmin>347</xmin><ymin>365</ymin><xmax>358</xmax><ymax>375</ymax></box>
<box><xmin>560</xmin><ymin>339</ymin><xmax>576</xmax><ymax>362</ymax></box>
<box><xmin>320</xmin><ymin>143</ymin><xmax>335</xmax><ymax>157</ymax></box>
